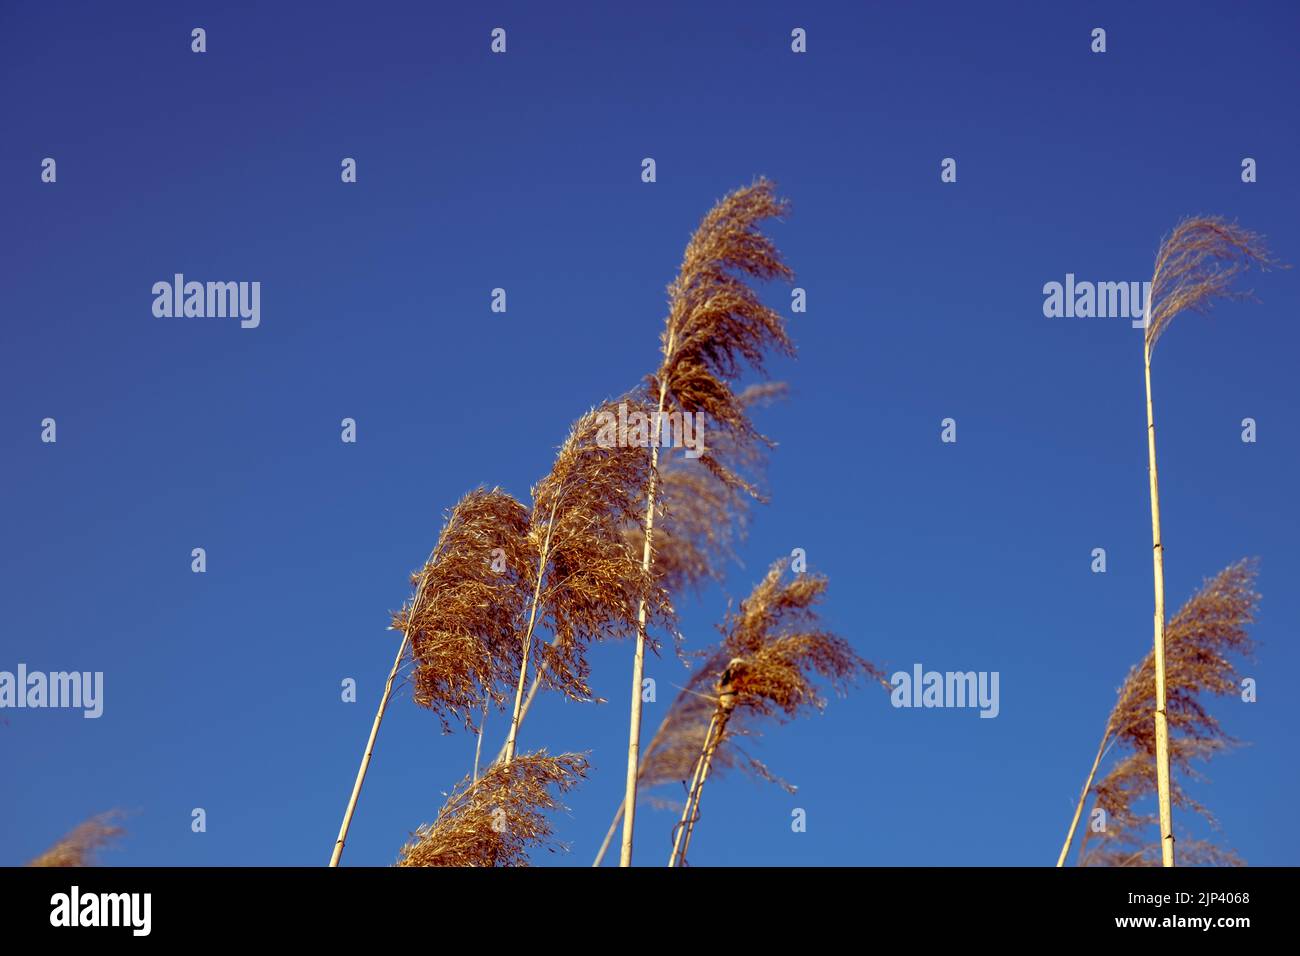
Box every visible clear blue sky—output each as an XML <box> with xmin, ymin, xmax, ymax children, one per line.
<box><xmin>2</xmin><ymin>0</ymin><xmax>1297</xmax><ymax>867</ymax></box>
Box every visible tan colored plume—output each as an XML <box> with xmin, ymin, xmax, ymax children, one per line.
<box><xmin>27</xmin><ymin>811</ymin><xmax>125</xmax><ymax>867</ymax></box>
<box><xmin>395</xmin><ymin>751</ymin><xmax>587</xmax><ymax>867</ymax></box>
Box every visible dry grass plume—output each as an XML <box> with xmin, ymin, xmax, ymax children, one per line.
<box><xmin>394</xmin><ymin>488</ymin><xmax>533</xmax><ymax>733</ymax></box>
<box><xmin>621</xmin><ymin>179</ymin><xmax>796</xmax><ymax>865</ymax></box>
<box><xmin>395</xmin><ymin>751</ymin><xmax>588</xmax><ymax>867</ymax></box>
<box><xmin>27</xmin><ymin>811</ymin><xmax>125</xmax><ymax>867</ymax></box>
<box><xmin>1058</xmin><ymin>561</ymin><xmax>1259</xmax><ymax>866</ymax></box>
<box><xmin>1145</xmin><ymin>218</ymin><xmax>1280</xmax><ymax>351</ymax></box>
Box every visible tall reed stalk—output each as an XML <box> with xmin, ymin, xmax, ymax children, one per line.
<box><xmin>1057</xmin><ymin>560</ymin><xmax>1259</xmax><ymax>866</ymax></box>
<box><xmin>620</xmin><ymin>180</ymin><xmax>795</xmax><ymax>865</ymax></box>
<box><xmin>497</xmin><ymin>401</ymin><xmax>669</xmax><ymax>769</ymax></box>
<box><xmin>668</xmin><ymin>701</ymin><xmax>729</xmax><ymax>866</ymax></box>
<box><xmin>329</xmin><ymin>488</ymin><xmax>531</xmax><ymax>866</ymax></box>
<box><xmin>1137</xmin><ymin>218</ymin><xmax>1275</xmax><ymax>866</ymax></box>
<box><xmin>661</xmin><ymin>559</ymin><xmax>879</xmax><ymax>866</ymax></box>
<box><xmin>329</xmin><ymin>631</ymin><xmax>411</xmax><ymax>867</ymax></box>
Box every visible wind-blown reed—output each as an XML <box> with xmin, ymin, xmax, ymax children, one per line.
<box><xmin>591</xmin><ymin>636</ymin><xmax>794</xmax><ymax>867</ymax></box>
<box><xmin>621</xmin><ymin>179</ymin><xmax>795</xmax><ymax>866</ymax></box>
<box><xmin>330</xmin><ymin>488</ymin><xmax>531</xmax><ymax>866</ymax></box>
<box><xmin>27</xmin><ymin>811</ymin><xmax>124</xmax><ymax>867</ymax></box>
<box><xmin>1139</xmin><ymin>218</ymin><xmax>1276</xmax><ymax>866</ymax></box>
<box><xmin>500</xmin><ymin>401</ymin><xmax>672</xmax><ymax>764</ymax></box>
<box><xmin>624</xmin><ymin>381</ymin><xmax>787</xmax><ymax>597</ymax></box>
<box><xmin>396</xmin><ymin>488</ymin><xmax>533</xmax><ymax>731</ymax></box>
<box><xmin>1057</xmin><ymin>560</ymin><xmax>1259</xmax><ymax>867</ymax></box>
<box><xmin>666</xmin><ymin>559</ymin><xmax>882</xmax><ymax>866</ymax></box>
<box><xmin>395</xmin><ymin>751</ymin><xmax>587</xmax><ymax>867</ymax></box>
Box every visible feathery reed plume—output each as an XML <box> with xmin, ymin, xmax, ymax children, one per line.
<box><xmin>1144</xmin><ymin>218</ymin><xmax>1279</xmax><ymax>352</ymax></box>
<box><xmin>27</xmin><ymin>812</ymin><xmax>124</xmax><ymax>867</ymax></box>
<box><xmin>1079</xmin><ymin>739</ymin><xmax>1243</xmax><ymax>867</ymax></box>
<box><xmin>329</xmin><ymin>488</ymin><xmax>531</xmax><ymax>866</ymax></box>
<box><xmin>497</xmin><ymin>401</ymin><xmax>672</xmax><ymax>765</ymax></box>
<box><xmin>625</xmin><ymin>382</ymin><xmax>788</xmax><ymax>596</ymax></box>
<box><xmin>621</xmin><ymin>180</ymin><xmax>795</xmax><ymax>866</ymax></box>
<box><xmin>592</xmin><ymin>382</ymin><xmax>790</xmax><ymax>865</ymax></box>
<box><xmin>395</xmin><ymin>751</ymin><xmax>587</xmax><ymax>867</ymax></box>
<box><xmin>666</xmin><ymin>559</ymin><xmax>882</xmax><ymax>866</ymax></box>
<box><xmin>1056</xmin><ymin>561</ymin><xmax>1259</xmax><ymax>866</ymax></box>
<box><xmin>398</xmin><ymin>489</ymin><xmax>534</xmax><ymax>731</ymax></box>
<box><xmin>1139</xmin><ymin>219</ymin><xmax>1276</xmax><ymax>866</ymax></box>
<box><xmin>529</xmin><ymin>400</ymin><xmax>671</xmax><ymax>705</ymax></box>
<box><xmin>494</xmin><ymin>386</ymin><xmax>778</xmax><ymax>763</ymax></box>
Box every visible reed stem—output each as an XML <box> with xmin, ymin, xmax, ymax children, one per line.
<box><xmin>1056</xmin><ymin>725</ymin><xmax>1111</xmax><ymax>866</ymax></box>
<box><xmin>669</xmin><ymin>709</ymin><xmax>726</xmax><ymax>866</ymax></box>
<box><xmin>329</xmin><ymin>633</ymin><xmax>407</xmax><ymax>867</ymax></box>
<box><xmin>1144</xmin><ymin>339</ymin><xmax>1176</xmax><ymax>867</ymax></box>
<box><xmin>621</xmin><ymin>369</ymin><xmax>671</xmax><ymax>866</ymax></box>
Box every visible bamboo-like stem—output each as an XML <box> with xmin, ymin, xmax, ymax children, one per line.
<box><xmin>329</xmin><ymin>633</ymin><xmax>408</xmax><ymax>867</ymax></box>
<box><xmin>1144</xmin><ymin>339</ymin><xmax>1176</xmax><ymax>867</ymax></box>
<box><xmin>502</xmin><ymin>496</ymin><xmax>561</xmax><ymax>766</ymax></box>
<box><xmin>1056</xmin><ymin>725</ymin><xmax>1112</xmax><ymax>867</ymax></box>
<box><xmin>670</xmin><ymin>710</ymin><xmax>727</xmax><ymax>867</ymax></box>
<box><xmin>668</xmin><ymin>711</ymin><xmax>719</xmax><ymax>867</ymax></box>
<box><xmin>491</xmin><ymin>634</ymin><xmax>564</xmax><ymax>768</ymax></box>
<box><xmin>472</xmin><ymin>699</ymin><xmax>487</xmax><ymax>784</ymax></box>
<box><xmin>667</xmin><ymin>720</ymin><xmax>713</xmax><ymax>867</ymax></box>
<box><xmin>593</xmin><ymin>705</ymin><xmax>676</xmax><ymax>866</ymax></box>
<box><xmin>620</xmin><ymin>369</ymin><xmax>671</xmax><ymax>866</ymax></box>
<box><xmin>679</xmin><ymin>745</ymin><xmax>719</xmax><ymax>865</ymax></box>
<box><xmin>593</xmin><ymin>800</ymin><xmax>624</xmax><ymax>867</ymax></box>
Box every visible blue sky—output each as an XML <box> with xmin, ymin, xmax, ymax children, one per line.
<box><xmin>2</xmin><ymin>0</ymin><xmax>1297</xmax><ymax>867</ymax></box>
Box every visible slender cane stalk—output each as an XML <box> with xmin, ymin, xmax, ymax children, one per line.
<box><xmin>1056</xmin><ymin>725</ymin><xmax>1112</xmax><ymax>867</ymax></box>
<box><xmin>502</xmin><ymin>496</ymin><xmax>561</xmax><ymax>766</ymax></box>
<box><xmin>668</xmin><ymin>710</ymin><xmax>720</xmax><ymax>867</ymax></box>
<box><xmin>331</xmin><ymin>535</ymin><xmax>449</xmax><ymax>867</ymax></box>
<box><xmin>491</xmin><ymin>635</ymin><xmax>562</xmax><ymax>767</ymax></box>
<box><xmin>1144</xmin><ymin>339</ymin><xmax>1175</xmax><ymax>867</ymax></box>
<box><xmin>616</xmin><ymin>180</ymin><xmax>797</xmax><ymax>865</ymax></box>
<box><xmin>670</xmin><ymin>710</ymin><xmax>728</xmax><ymax>867</ymax></box>
<box><xmin>679</xmin><ymin>746</ymin><xmax>719</xmax><ymax>865</ymax></box>
<box><xmin>593</xmin><ymin>799</ymin><xmax>624</xmax><ymax>867</ymax></box>
<box><xmin>593</xmin><ymin>705</ymin><xmax>675</xmax><ymax>866</ymax></box>
<box><xmin>329</xmin><ymin>632</ymin><xmax>408</xmax><ymax>867</ymax></box>
<box><xmin>620</xmin><ymin>373</ymin><xmax>670</xmax><ymax>866</ymax></box>
<box><xmin>472</xmin><ymin>699</ymin><xmax>487</xmax><ymax>784</ymax></box>
<box><xmin>667</xmin><ymin>719</ymin><xmax>713</xmax><ymax>867</ymax></box>
<box><xmin>1133</xmin><ymin>216</ymin><xmax>1277</xmax><ymax>866</ymax></box>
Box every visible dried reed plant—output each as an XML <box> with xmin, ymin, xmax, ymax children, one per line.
<box><xmin>27</xmin><ymin>811</ymin><xmax>124</xmax><ymax>867</ymax></box>
<box><xmin>666</xmin><ymin>559</ymin><xmax>882</xmax><ymax>866</ymax></box>
<box><xmin>397</xmin><ymin>488</ymin><xmax>534</xmax><ymax>730</ymax></box>
<box><xmin>503</xmin><ymin>380</ymin><xmax>789</xmax><ymax>759</ymax></box>
<box><xmin>591</xmin><ymin>641</ymin><xmax>792</xmax><ymax>866</ymax></box>
<box><xmin>499</xmin><ymin>401</ymin><xmax>672</xmax><ymax>765</ymax></box>
<box><xmin>1079</xmin><ymin>740</ymin><xmax>1243</xmax><ymax>867</ymax></box>
<box><xmin>624</xmin><ymin>382</ymin><xmax>787</xmax><ymax>596</ymax></box>
<box><xmin>330</xmin><ymin>488</ymin><xmax>531</xmax><ymax>866</ymax></box>
<box><xmin>1139</xmin><ymin>218</ymin><xmax>1277</xmax><ymax>866</ymax></box>
<box><xmin>395</xmin><ymin>751</ymin><xmax>587</xmax><ymax>867</ymax></box>
<box><xmin>1057</xmin><ymin>560</ymin><xmax>1259</xmax><ymax>867</ymax></box>
<box><xmin>621</xmin><ymin>180</ymin><xmax>795</xmax><ymax>866</ymax></box>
